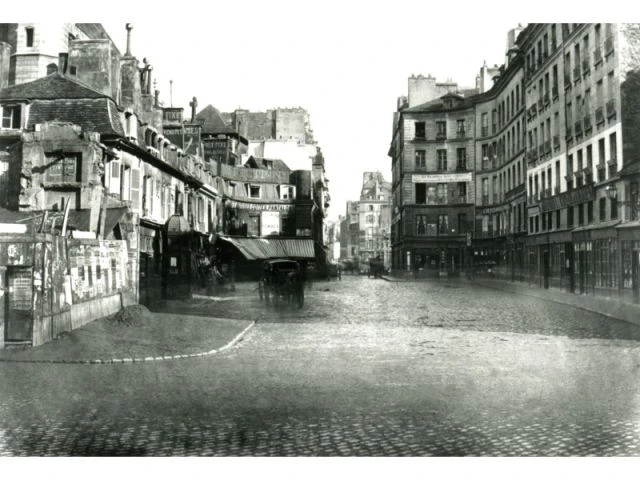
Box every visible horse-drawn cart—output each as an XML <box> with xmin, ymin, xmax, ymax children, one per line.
<box><xmin>258</xmin><ymin>259</ymin><xmax>305</xmax><ymax>308</ymax></box>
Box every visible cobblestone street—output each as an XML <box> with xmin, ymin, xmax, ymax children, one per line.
<box><xmin>2</xmin><ymin>276</ymin><xmax>640</xmax><ymax>456</ymax></box>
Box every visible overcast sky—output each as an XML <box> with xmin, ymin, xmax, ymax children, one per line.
<box><xmin>13</xmin><ymin>2</ymin><xmax>567</xmax><ymax>222</ymax></box>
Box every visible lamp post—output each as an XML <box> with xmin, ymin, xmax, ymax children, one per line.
<box><xmin>606</xmin><ymin>184</ymin><xmax>640</xmax><ymax>220</ymax></box>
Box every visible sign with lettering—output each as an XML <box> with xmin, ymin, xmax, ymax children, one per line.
<box><xmin>163</xmin><ymin>127</ymin><xmax>183</xmax><ymax>148</ymax></box>
<box><xmin>412</xmin><ymin>173</ymin><xmax>473</xmax><ymax>183</ymax></box>
<box><xmin>227</xmin><ymin>201</ymin><xmax>295</xmax><ymax>212</ymax></box>
<box><xmin>260</xmin><ymin>211</ymin><xmax>280</xmax><ymax>236</ymax></box>
<box><xmin>203</xmin><ymin>138</ymin><xmax>227</xmax><ymax>162</ymax></box>
<box><xmin>541</xmin><ymin>185</ymin><xmax>594</xmax><ymax>212</ymax></box>
<box><xmin>163</xmin><ymin>108</ymin><xmax>183</xmax><ymax>125</ymax></box>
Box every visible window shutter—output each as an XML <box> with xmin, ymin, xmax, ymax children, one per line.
<box><xmin>131</xmin><ymin>169</ymin><xmax>140</xmax><ymax>211</ymax></box>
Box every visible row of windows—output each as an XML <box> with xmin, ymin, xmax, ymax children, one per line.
<box><xmin>414</xmin><ymin>148</ymin><xmax>467</xmax><ymax>171</ymax></box>
<box><xmin>529</xmin><ymin>132</ymin><xmax>617</xmax><ymax>198</ymax></box>
<box><xmin>415</xmin><ymin>183</ymin><xmax>467</xmax><ymax>204</ymax></box>
<box><xmin>480</xmin><ymin>82</ymin><xmax>523</xmax><ymax>137</ymax></box>
<box><xmin>479</xmin><ymin>161</ymin><xmax>524</xmax><ymax>203</ymax></box>
<box><xmin>414</xmin><ymin>213</ymin><xmax>469</xmax><ymax>235</ymax></box>
<box><xmin>414</xmin><ymin>119</ymin><xmax>466</xmax><ymax>140</ymax></box>
<box><xmin>226</xmin><ymin>182</ymin><xmax>296</xmax><ymax>200</ymax></box>
<box><xmin>528</xmin><ymin>198</ymin><xmax>618</xmax><ymax>234</ymax></box>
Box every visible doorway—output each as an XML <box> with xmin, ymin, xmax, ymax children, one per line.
<box><xmin>5</xmin><ymin>267</ymin><xmax>33</xmax><ymax>342</ymax></box>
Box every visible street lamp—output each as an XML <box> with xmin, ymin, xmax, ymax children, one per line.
<box><xmin>606</xmin><ymin>184</ymin><xmax>640</xmax><ymax>220</ymax></box>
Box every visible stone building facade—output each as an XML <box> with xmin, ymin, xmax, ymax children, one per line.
<box><xmin>390</xmin><ymin>23</ymin><xmax>640</xmax><ymax>302</ymax></box>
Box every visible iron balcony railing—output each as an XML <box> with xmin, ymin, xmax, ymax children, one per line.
<box><xmin>582</xmin><ymin>57</ymin><xmax>590</xmax><ymax>74</ymax></box>
<box><xmin>605</xmin><ymin>36</ymin><xmax>614</xmax><ymax>56</ymax></box>
<box><xmin>595</xmin><ymin>106</ymin><xmax>604</xmax><ymax>124</ymax></box>
<box><xmin>606</xmin><ymin>99</ymin><xmax>616</xmax><ymax>118</ymax></box>
<box><xmin>594</xmin><ymin>47</ymin><xmax>603</xmax><ymax>65</ymax></box>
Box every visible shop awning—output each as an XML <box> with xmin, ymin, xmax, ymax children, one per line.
<box><xmin>217</xmin><ymin>236</ymin><xmax>315</xmax><ymax>260</ymax></box>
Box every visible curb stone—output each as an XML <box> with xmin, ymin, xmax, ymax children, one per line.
<box><xmin>0</xmin><ymin>321</ymin><xmax>256</xmax><ymax>365</ymax></box>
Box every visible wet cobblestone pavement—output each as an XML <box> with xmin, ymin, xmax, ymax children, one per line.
<box><xmin>2</xmin><ymin>276</ymin><xmax>640</xmax><ymax>456</ymax></box>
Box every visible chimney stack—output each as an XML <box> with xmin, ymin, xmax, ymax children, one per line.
<box><xmin>190</xmin><ymin>96</ymin><xmax>198</xmax><ymax>123</ymax></box>
<box><xmin>58</xmin><ymin>52</ymin><xmax>68</xmax><ymax>74</ymax></box>
<box><xmin>125</xmin><ymin>23</ymin><xmax>133</xmax><ymax>56</ymax></box>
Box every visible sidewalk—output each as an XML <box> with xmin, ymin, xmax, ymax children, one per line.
<box><xmin>0</xmin><ymin>300</ymin><xmax>255</xmax><ymax>364</ymax></box>
<box><xmin>383</xmin><ymin>273</ymin><xmax>640</xmax><ymax>327</ymax></box>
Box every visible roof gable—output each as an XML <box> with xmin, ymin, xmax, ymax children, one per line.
<box><xmin>196</xmin><ymin>104</ymin><xmax>236</xmax><ymax>134</ymax></box>
<box><xmin>0</xmin><ymin>73</ymin><xmax>109</xmax><ymax>101</ymax></box>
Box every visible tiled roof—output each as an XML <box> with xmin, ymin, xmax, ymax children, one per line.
<box><xmin>196</xmin><ymin>105</ymin><xmax>236</xmax><ymax>134</ymax></box>
<box><xmin>404</xmin><ymin>94</ymin><xmax>475</xmax><ymax>113</ymax></box>
<box><xmin>27</xmin><ymin>98</ymin><xmax>124</xmax><ymax>136</ymax></box>
<box><xmin>0</xmin><ymin>73</ymin><xmax>109</xmax><ymax>101</ymax></box>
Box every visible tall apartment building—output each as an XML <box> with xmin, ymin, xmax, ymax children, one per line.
<box><xmin>520</xmin><ymin>24</ymin><xmax>640</xmax><ymax>299</ymax></box>
<box><xmin>390</xmin><ymin>23</ymin><xmax>640</xmax><ymax>302</ymax></box>
<box><xmin>389</xmin><ymin>85</ymin><xmax>477</xmax><ymax>276</ymax></box>
<box><xmin>473</xmin><ymin>27</ymin><xmax>528</xmax><ymax>280</ymax></box>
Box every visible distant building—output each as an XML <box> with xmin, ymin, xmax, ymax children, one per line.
<box><xmin>341</xmin><ymin>172</ymin><xmax>392</xmax><ymax>270</ymax></box>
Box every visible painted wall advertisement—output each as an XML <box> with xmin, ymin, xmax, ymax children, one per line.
<box><xmin>260</xmin><ymin>211</ymin><xmax>280</xmax><ymax>236</ymax></box>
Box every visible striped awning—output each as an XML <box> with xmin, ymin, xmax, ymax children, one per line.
<box><xmin>217</xmin><ymin>236</ymin><xmax>315</xmax><ymax>260</ymax></box>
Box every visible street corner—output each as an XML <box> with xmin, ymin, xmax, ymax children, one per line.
<box><xmin>0</xmin><ymin>304</ymin><xmax>255</xmax><ymax>365</ymax></box>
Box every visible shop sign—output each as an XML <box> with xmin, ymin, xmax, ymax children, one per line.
<box><xmin>412</xmin><ymin>173</ymin><xmax>473</xmax><ymax>183</ymax></box>
<box><xmin>260</xmin><ymin>211</ymin><xmax>280</xmax><ymax>236</ymax></box>
<box><xmin>229</xmin><ymin>201</ymin><xmax>294</xmax><ymax>212</ymax></box>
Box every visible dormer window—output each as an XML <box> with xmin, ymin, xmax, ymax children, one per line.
<box><xmin>279</xmin><ymin>185</ymin><xmax>296</xmax><ymax>200</ymax></box>
<box><xmin>263</xmin><ymin>160</ymin><xmax>273</xmax><ymax>170</ymax></box>
<box><xmin>1</xmin><ymin>104</ymin><xmax>23</xmax><ymax>130</ymax></box>
<box><xmin>249</xmin><ymin>185</ymin><xmax>261</xmax><ymax>198</ymax></box>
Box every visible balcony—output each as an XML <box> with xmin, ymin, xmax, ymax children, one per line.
<box><xmin>456</xmin><ymin>163</ymin><xmax>468</xmax><ymax>172</ymax></box>
<box><xmin>435</xmin><ymin>132</ymin><xmax>447</xmax><ymax>141</ymax></box>
<box><xmin>553</xmin><ymin>135</ymin><xmax>560</xmax><ymax>151</ymax></box>
<box><xmin>596</xmin><ymin>163</ymin><xmax>606</xmax><ymax>182</ymax></box>
<box><xmin>544</xmin><ymin>139</ymin><xmax>551</xmax><ymax>155</ymax></box>
<box><xmin>413</xmin><ymin>134</ymin><xmax>426</xmax><ymax>141</ymax></box>
<box><xmin>552</xmin><ymin>86</ymin><xmax>559</xmax><ymax>101</ymax></box>
<box><xmin>538</xmin><ymin>145</ymin><xmax>545</xmax><ymax>158</ymax></box>
<box><xmin>573</xmin><ymin>65</ymin><xmax>581</xmax><ymax>82</ymax></box>
<box><xmin>564</xmin><ymin>73</ymin><xmax>572</xmax><ymax>89</ymax></box>
<box><xmin>537</xmin><ymin>98</ymin><xmax>544</xmax><ymax>112</ymax></box>
<box><xmin>594</xmin><ymin>47</ymin><xmax>603</xmax><ymax>66</ymax></box>
<box><xmin>606</xmin><ymin>99</ymin><xmax>616</xmax><ymax>118</ymax></box>
<box><xmin>605</xmin><ymin>36</ymin><xmax>614</xmax><ymax>56</ymax></box>
<box><xmin>566</xmin><ymin>125</ymin><xmax>573</xmax><ymax>141</ymax></box>
<box><xmin>481</xmin><ymin>126</ymin><xmax>489</xmax><ymax>137</ymax></box>
<box><xmin>527</xmin><ymin>104</ymin><xmax>538</xmax><ymax>119</ymax></box>
<box><xmin>583</xmin><ymin>114</ymin><xmax>592</xmax><ymax>132</ymax></box>
<box><xmin>595</xmin><ymin>106</ymin><xmax>604</xmax><ymax>125</ymax></box>
<box><xmin>456</xmin><ymin>130</ymin><xmax>466</xmax><ymax>139</ymax></box>
<box><xmin>582</xmin><ymin>57</ymin><xmax>590</xmax><ymax>75</ymax></box>
<box><xmin>543</xmin><ymin>92</ymin><xmax>550</xmax><ymax>106</ymax></box>
<box><xmin>574</xmin><ymin>120</ymin><xmax>583</xmax><ymax>137</ymax></box>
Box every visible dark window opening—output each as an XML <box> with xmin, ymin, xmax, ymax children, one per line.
<box><xmin>25</xmin><ymin>27</ymin><xmax>34</xmax><ymax>47</ymax></box>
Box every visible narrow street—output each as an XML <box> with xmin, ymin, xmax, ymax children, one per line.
<box><xmin>2</xmin><ymin>276</ymin><xmax>640</xmax><ymax>456</ymax></box>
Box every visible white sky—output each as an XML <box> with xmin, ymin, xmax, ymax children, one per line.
<box><xmin>11</xmin><ymin>1</ymin><xmax>635</xmax><ymax>223</ymax></box>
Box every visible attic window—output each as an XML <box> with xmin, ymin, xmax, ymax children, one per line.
<box><xmin>25</xmin><ymin>27</ymin><xmax>34</xmax><ymax>47</ymax></box>
<box><xmin>249</xmin><ymin>185</ymin><xmax>261</xmax><ymax>199</ymax></box>
<box><xmin>1</xmin><ymin>104</ymin><xmax>22</xmax><ymax>130</ymax></box>
<box><xmin>263</xmin><ymin>160</ymin><xmax>273</xmax><ymax>169</ymax></box>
